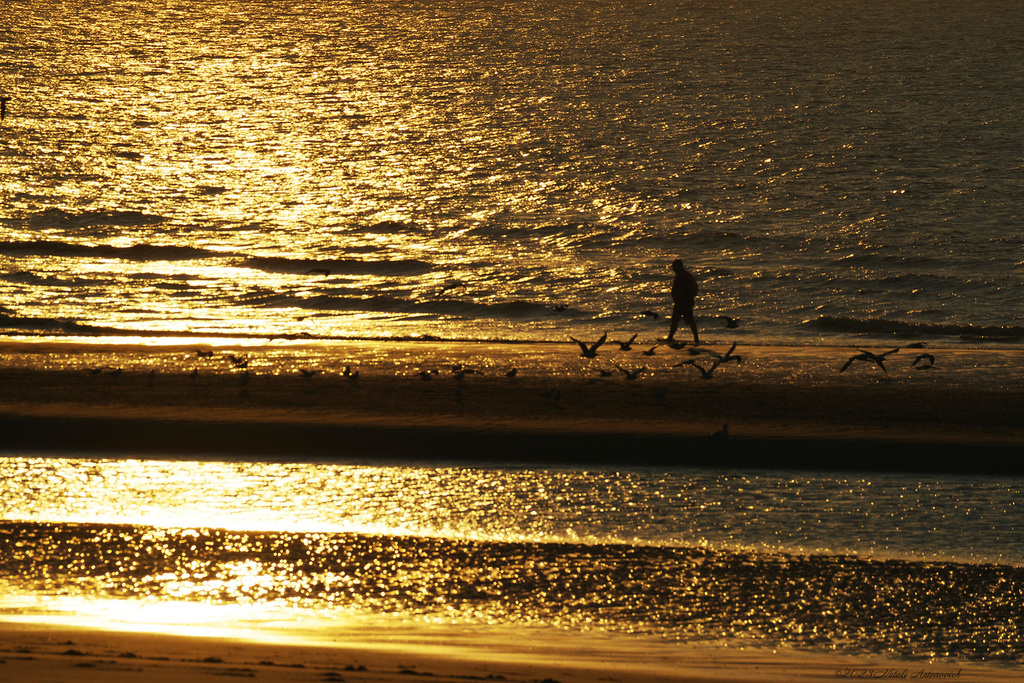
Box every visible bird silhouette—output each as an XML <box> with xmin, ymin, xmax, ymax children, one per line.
<box><xmin>615</xmin><ymin>365</ymin><xmax>646</xmax><ymax>380</ymax></box>
<box><xmin>704</xmin><ymin>342</ymin><xmax>741</xmax><ymax>365</ymax></box>
<box><xmin>640</xmin><ymin>310</ymin><xmax>659</xmax><ymax>320</ymax></box>
<box><xmin>299</xmin><ymin>368</ymin><xmax>318</xmax><ymax>378</ymax></box>
<box><xmin>839</xmin><ymin>347</ymin><xmax>899</xmax><ymax>374</ymax></box>
<box><xmin>912</xmin><ymin>353</ymin><xmax>936</xmax><ymax>369</ymax></box>
<box><xmin>570</xmin><ymin>332</ymin><xmax>608</xmax><ymax>358</ymax></box>
<box><xmin>641</xmin><ymin>344</ymin><xmax>660</xmax><ymax>356</ymax></box>
<box><xmin>506</xmin><ymin>368</ymin><xmax>518</xmax><ymax>378</ymax></box>
<box><xmin>676</xmin><ymin>358</ymin><xmax>717</xmax><ymax>379</ymax></box>
<box><xmin>718</xmin><ymin>315</ymin><xmax>740</xmax><ymax>328</ymax></box>
<box><xmin>542</xmin><ymin>387</ymin><xmax>562</xmax><ymax>401</ymax></box>
<box><xmin>616</xmin><ymin>333</ymin><xmax>639</xmax><ymax>351</ymax></box>
<box><xmin>709</xmin><ymin>424</ymin><xmax>729</xmax><ymax>440</ymax></box>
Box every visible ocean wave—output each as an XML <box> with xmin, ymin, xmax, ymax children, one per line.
<box><xmin>241</xmin><ymin>255</ymin><xmax>434</xmax><ymax>277</ymax></box>
<box><xmin>0</xmin><ymin>239</ymin><xmax>222</xmax><ymax>261</ymax></box>
<box><xmin>26</xmin><ymin>208</ymin><xmax>167</xmax><ymax>229</ymax></box>
<box><xmin>805</xmin><ymin>316</ymin><xmax>1024</xmax><ymax>340</ymax></box>
<box><xmin>290</xmin><ymin>294</ymin><xmax>559</xmax><ymax>319</ymax></box>
<box><xmin>0</xmin><ymin>313</ymin><xmax>115</xmax><ymax>335</ymax></box>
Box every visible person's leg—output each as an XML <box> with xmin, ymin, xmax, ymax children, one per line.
<box><xmin>668</xmin><ymin>304</ymin><xmax>681</xmax><ymax>341</ymax></box>
<box><xmin>683</xmin><ymin>307</ymin><xmax>700</xmax><ymax>345</ymax></box>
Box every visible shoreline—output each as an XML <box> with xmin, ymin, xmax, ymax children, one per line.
<box><xmin>2</xmin><ymin>612</ymin><xmax>1020</xmax><ymax>683</ymax></box>
<box><xmin>2</xmin><ymin>338</ymin><xmax>1024</xmax><ymax>472</ymax></box>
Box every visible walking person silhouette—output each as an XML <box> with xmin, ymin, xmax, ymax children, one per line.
<box><xmin>667</xmin><ymin>259</ymin><xmax>700</xmax><ymax>345</ymax></box>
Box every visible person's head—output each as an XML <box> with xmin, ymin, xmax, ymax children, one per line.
<box><xmin>672</xmin><ymin>259</ymin><xmax>684</xmax><ymax>272</ymax></box>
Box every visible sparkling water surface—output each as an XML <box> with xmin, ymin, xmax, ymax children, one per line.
<box><xmin>2</xmin><ymin>457</ymin><xmax>1024</xmax><ymax>662</ymax></box>
<box><xmin>2</xmin><ymin>0</ymin><xmax>1023</xmax><ymax>345</ymax></box>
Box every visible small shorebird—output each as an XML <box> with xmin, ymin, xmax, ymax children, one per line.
<box><xmin>676</xmin><ymin>358</ymin><xmax>717</xmax><ymax>379</ymax></box>
<box><xmin>505</xmin><ymin>367</ymin><xmax>518</xmax><ymax>379</ymax></box>
<box><xmin>640</xmin><ymin>310</ymin><xmax>659</xmax><ymax>320</ymax></box>
<box><xmin>570</xmin><ymin>332</ymin><xmax>607</xmax><ymax>358</ymax></box>
<box><xmin>542</xmin><ymin>387</ymin><xmax>562</xmax><ymax>402</ymax></box>
<box><xmin>228</xmin><ymin>354</ymin><xmax>249</xmax><ymax>368</ymax></box>
<box><xmin>839</xmin><ymin>347</ymin><xmax>899</xmax><ymax>374</ymax></box>
<box><xmin>196</xmin><ymin>349</ymin><xmax>215</xmax><ymax>358</ymax></box>
<box><xmin>299</xmin><ymin>368</ymin><xmax>318</xmax><ymax>378</ymax></box>
<box><xmin>616</xmin><ymin>333</ymin><xmax>638</xmax><ymax>351</ymax></box>
<box><xmin>641</xmin><ymin>344</ymin><xmax>660</xmax><ymax>356</ymax></box>
<box><xmin>703</xmin><ymin>342</ymin><xmax>741</xmax><ymax>365</ymax></box>
<box><xmin>342</xmin><ymin>365</ymin><xmax>359</xmax><ymax>379</ymax></box>
<box><xmin>615</xmin><ymin>365</ymin><xmax>646</xmax><ymax>380</ymax></box>
<box><xmin>912</xmin><ymin>353</ymin><xmax>936</xmax><ymax>369</ymax></box>
<box><xmin>709</xmin><ymin>424</ymin><xmax>729</xmax><ymax>440</ymax></box>
<box><xmin>718</xmin><ymin>315</ymin><xmax>740</xmax><ymax>329</ymax></box>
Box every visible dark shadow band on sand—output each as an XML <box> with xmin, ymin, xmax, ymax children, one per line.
<box><xmin>3</xmin><ymin>412</ymin><xmax>1023</xmax><ymax>476</ymax></box>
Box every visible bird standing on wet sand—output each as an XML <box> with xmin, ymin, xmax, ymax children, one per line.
<box><xmin>718</xmin><ymin>315</ymin><xmax>740</xmax><ymax>329</ymax></box>
<box><xmin>839</xmin><ymin>347</ymin><xmax>899</xmax><ymax>374</ymax></box>
<box><xmin>709</xmin><ymin>424</ymin><xmax>729</xmax><ymax>440</ymax></box>
<box><xmin>570</xmin><ymin>332</ymin><xmax>608</xmax><ymax>358</ymax></box>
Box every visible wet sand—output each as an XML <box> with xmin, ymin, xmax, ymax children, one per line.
<box><xmin>2</xmin><ymin>616</ymin><xmax>1019</xmax><ymax>683</ymax></box>
<box><xmin>1</xmin><ymin>338</ymin><xmax>1023</xmax><ymax>472</ymax></box>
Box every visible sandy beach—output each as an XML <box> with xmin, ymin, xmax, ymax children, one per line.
<box><xmin>2</xmin><ymin>338</ymin><xmax>1023</xmax><ymax>471</ymax></box>
<box><xmin>2</xmin><ymin>612</ymin><xmax>1020</xmax><ymax>683</ymax></box>
<box><xmin>3</xmin><ymin>337</ymin><xmax>1024</xmax><ymax>682</ymax></box>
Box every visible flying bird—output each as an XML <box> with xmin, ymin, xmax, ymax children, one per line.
<box><xmin>912</xmin><ymin>353</ymin><xmax>936</xmax><ymax>369</ymax></box>
<box><xmin>615</xmin><ymin>365</ymin><xmax>646</xmax><ymax>380</ymax></box>
<box><xmin>676</xmin><ymin>358</ymin><xmax>717</xmax><ymax>380</ymax></box>
<box><xmin>839</xmin><ymin>347</ymin><xmax>900</xmax><ymax>374</ymax></box>
<box><xmin>616</xmin><ymin>333</ymin><xmax>639</xmax><ymax>351</ymax></box>
<box><xmin>570</xmin><ymin>332</ymin><xmax>608</xmax><ymax>358</ymax></box>
<box><xmin>641</xmin><ymin>344</ymin><xmax>660</xmax><ymax>356</ymax></box>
